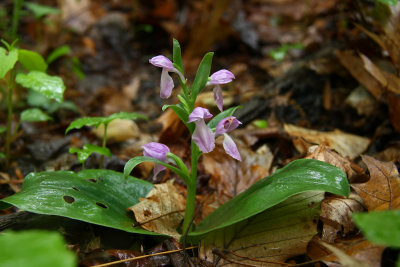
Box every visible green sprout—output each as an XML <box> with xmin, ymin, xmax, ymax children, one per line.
<box><xmin>269</xmin><ymin>43</ymin><xmax>304</xmax><ymax>62</ymax></box>
<box><xmin>0</xmin><ymin>39</ymin><xmax>66</xmax><ymax>168</ymax></box>
<box><xmin>66</xmin><ymin>112</ymin><xmax>148</xmax><ymax>168</ymax></box>
<box><xmin>69</xmin><ymin>144</ymin><xmax>112</xmax><ymax>169</ymax></box>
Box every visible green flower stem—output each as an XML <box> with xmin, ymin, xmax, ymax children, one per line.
<box><xmin>182</xmin><ymin>140</ymin><xmax>201</xmax><ymax>235</ymax></box>
<box><xmin>99</xmin><ymin>123</ymin><xmax>108</xmax><ymax>169</ymax></box>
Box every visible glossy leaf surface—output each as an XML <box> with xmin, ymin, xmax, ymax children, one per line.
<box><xmin>16</xmin><ymin>71</ymin><xmax>65</xmax><ymax>102</ymax></box>
<box><xmin>189</xmin><ymin>159</ymin><xmax>350</xmax><ymax>236</ymax></box>
<box><xmin>0</xmin><ymin>169</ymin><xmax>156</xmax><ymax>235</ymax></box>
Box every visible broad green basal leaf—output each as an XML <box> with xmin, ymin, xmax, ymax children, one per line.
<box><xmin>16</xmin><ymin>71</ymin><xmax>65</xmax><ymax>102</ymax></box>
<box><xmin>197</xmin><ymin>191</ymin><xmax>324</xmax><ymax>263</ymax></box>
<box><xmin>189</xmin><ymin>159</ymin><xmax>349</xmax><ymax>237</ymax></box>
<box><xmin>21</xmin><ymin>108</ymin><xmax>52</xmax><ymax>122</ymax></box>
<box><xmin>0</xmin><ymin>230</ymin><xmax>76</xmax><ymax>267</ymax></box>
<box><xmin>18</xmin><ymin>49</ymin><xmax>48</xmax><ymax>72</ymax></box>
<box><xmin>353</xmin><ymin>210</ymin><xmax>400</xmax><ymax>248</ymax></box>
<box><xmin>0</xmin><ymin>169</ymin><xmax>157</xmax><ymax>235</ymax></box>
<box><xmin>0</xmin><ymin>47</ymin><xmax>18</xmax><ymax>79</ymax></box>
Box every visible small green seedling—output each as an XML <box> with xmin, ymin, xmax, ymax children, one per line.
<box><xmin>269</xmin><ymin>43</ymin><xmax>304</xmax><ymax>62</ymax></box>
<box><xmin>69</xmin><ymin>144</ymin><xmax>112</xmax><ymax>169</ymax></box>
<box><xmin>24</xmin><ymin>2</ymin><xmax>60</xmax><ymax>45</ymax></box>
<box><xmin>46</xmin><ymin>45</ymin><xmax>85</xmax><ymax>80</ymax></box>
<box><xmin>0</xmin><ymin>39</ymin><xmax>66</xmax><ymax>168</ymax></box>
<box><xmin>252</xmin><ymin>119</ymin><xmax>268</xmax><ymax>128</ymax></box>
<box><xmin>66</xmin><ymin>112</ymin><xmax>148</xmax><ymax>168</ymax></box>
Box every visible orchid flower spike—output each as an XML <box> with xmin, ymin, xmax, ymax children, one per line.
<box><xmin>216</xmin><ymin>116</ymin><xmax>242</xmax><ymax>161</ymax></box>
<box><xmin>207</xmin><ymin>69</ymin><xmax>235</xmax><ymax>112</ymax></box>
<box><xmin>188</xmin><ymin>107</ymin><xmax>215</xmax><ymax>153</ymax></box>
<box><xmin>142</xmin><ymin>142</ymin><xmax>170</xmax><ymax>177</ymax></box>
<box><xmin>149</xmin><ymin>55</ymin><xmax>185</xmax><ymax>99</ymax></box>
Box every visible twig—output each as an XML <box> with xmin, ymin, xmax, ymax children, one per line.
<box><xmin>90</xmin><ymin>246</ymin><xmax>198</xmax><ymax>267</ymax></box>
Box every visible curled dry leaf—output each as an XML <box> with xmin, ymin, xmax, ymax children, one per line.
<box><xmin>92</xmin><ymin>119</ymin><xmax>140</xmax><ymax>143</ymax></box>
<box><xmin>320</xmin><ymin>193</ymin><xmax>365</xmax><ymax>243</ymax></box>
<box><xmin>352</xmin><ymin>155</ymin><xmax>400</xmax><ymax>211</ymax></box>
<box><xmin>306</xmin><ymin>145</ymin><xmax>368</xmax><ymax>183</ymax></box>
<box><xmin>284</xmin><ymin>124</ymin><xmax>370</xmax><ymax>160</ymax></box>
<box><xmin>158</xmin><ymin>108</ymin><xmax>189</xmax><ymax>145</ymax></box>
<box><xmin>128</xmin><ymin>180</ymin><xmax>186</xmax><ymax>240</ymax></box>
<box><xmin>336</xmin><ymin>50</ymin><xmax>384</xmax><ymax>101</ymax></box>
<box><xmin>202</xmin><ymin>138</ymin><xmax>273</xmax><ymax>205</ymax></box>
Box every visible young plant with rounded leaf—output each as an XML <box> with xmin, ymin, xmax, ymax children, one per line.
<box><xmin>66</xmin><ymin>112</ymin><xmax>148</xmax><ymax>168</ymax></box>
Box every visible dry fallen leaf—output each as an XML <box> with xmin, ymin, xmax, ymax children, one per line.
<box><xmin>321</xmin><ymin>242</ymin><xmax>370</xmax><ymax>267</ymax></box>
<box><xmin>284</xmin><ymin>124</ymin><xmax>370</xmax><ymax>160</ymax></box>
<box><xmin>92</xmin><ymin>119</ymin><xmax>139</xmax><ymax>143</ymax></box>
<box><xmin>320</xmin><ymin>193</ymin><xmax>365</xmax><ymax>243</ymax></box>
<box><xmin>337</xmin><ymin>50</ymin><xmax>385</xmax><ymax>101</ymax></box>
<box><xmin>202</xmin><ymin>138</ymin><xmax>273</xmax><ymax>205</ymax></box>
<box><xmin>308</xmin><ymin>236</ymin><xmax>384</xmax><ymax>267</ymax></box>
<box><xmin>306</xmin><ymin>145</ymin><xmax>368</xmax><ymax>183</ymax></box>
<box><xmin>128</xmin><ymin>180</ymin><xmax>186</xmax><ymax>240</ymax></box>
<box><xmin>352</xmin><ymin>155</ymin><xmax>400</xmax><ymax>211</ymax></box>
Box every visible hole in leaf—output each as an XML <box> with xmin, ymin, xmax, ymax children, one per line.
<box><xmin>96</xmin><ymin>202</ymin><xmax>107</xmax><ymax>209</ymax></box>
<box><xmin>63</xmin><ymin>196</ymin><xmax>75</xmax><ymax>204</ymax></box>
<box><xmin>87</xmin><ymin>178</ymin><xmax>97</xmax><ymax>183</ymax></box>
<box><xmin>72</xmin><ymin>187</ymin><xmax>79</xmax><ymax>191</ymax></box>
<box><xmin>98</xmin><ymin>177</ymin><xmax>104</xmax><ymax>182</ymax></box>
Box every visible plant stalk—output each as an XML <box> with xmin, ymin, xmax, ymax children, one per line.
<box><xmin>99</xmin><ymin>123</ymin><xmax>108</xmax><ymax>168</ymax></box>
<box><xmin>182</xmin><ymin>141</ymin><xmax>200</xmax><ymax>235</ymax></box>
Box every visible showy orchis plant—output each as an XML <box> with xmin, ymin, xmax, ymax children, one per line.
<box><xmin>124</xmin><ymin>39</ymin><xmax>241</xmax><ymax>235</ymax></box>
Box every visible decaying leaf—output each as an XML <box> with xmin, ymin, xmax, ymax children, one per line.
<box><xmin>359</xmin><ymin>53</ymin><xmax>400</xmax><ymax>95</ymax></box>
<box><xmin>284</xmin><ymin>124</ymin><xmax>370</xmax><ymax>159</ymax></box>
<box><xmin>199</xmin><ymin>191</ymin><xmax>323</xmax><ymax>265</ymax></box>
<box><xmin>321</xmin><ymin>242</ymin><xmax>370</xmax><ymax>267</ymax></box>
<box><xmin>336</xmin><ymin>50</ymin><xmax>385</xmax><ymax>101</ymax></box>
<box><xmin>128</xmin><ymin>180</ymin><xmax>186</xmax><ymax>240</ymax></box>
<box><xmin>306</xmin><ymin>145</ymin><xmax>368</xmax><ymax>183</ymax></box>
<box><xmin>158</xmin><ymin>108</ymin><xmax>189</xmax><ymax>145</ymax></box>
<box><xmin>92</xmin><ymin>119</ymin><xmax>140</xmax><ymax>142</ymax></box>
<box><xmin>202</xmin><ymin>138</ymin><xmax>273</xmax><ymax>205</ymax></box>
<box><xmin>352</xmin><ymin>155</ymin><xmax>400</xmax><ymax>210</ymax></box>
<box><xmin>320</xmin><ymin>193</ymin><xmax>365</xmax><ymax>243</ymax></box>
